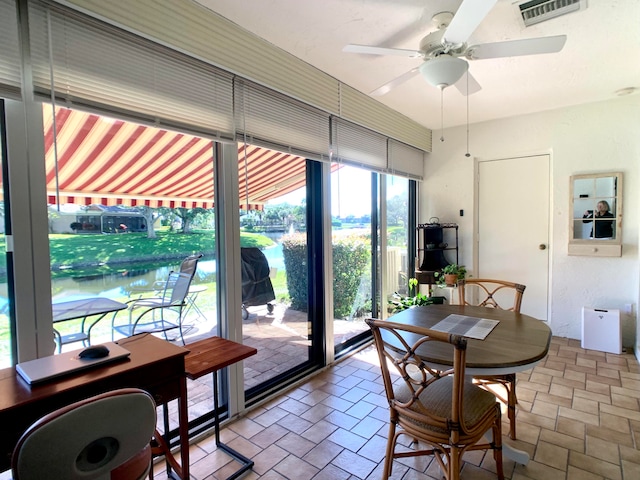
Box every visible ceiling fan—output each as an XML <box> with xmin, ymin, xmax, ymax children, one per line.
<box><xmin>343</xmin><ymin>0</ymin><xmax>567</xmax><ymax>96</ymax></box>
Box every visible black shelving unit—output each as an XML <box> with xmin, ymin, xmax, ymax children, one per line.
<box><xmin>415</xmin><ymin>223</ymin><xmax>459</xmax><ymax>287</ymax></box>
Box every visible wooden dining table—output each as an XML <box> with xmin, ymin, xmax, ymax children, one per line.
<box><xmin>387</xmin><ymin>304</ymin><xmax>551</xmax><ymax>373</ymax></box>
<box><xmin>385</xmin><ymin>303</ymin><xmax>552</xmax><ymax>464</ymax></box>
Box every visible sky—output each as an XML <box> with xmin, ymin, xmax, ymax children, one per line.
<box><xmin>268</xmin><ymin>165</ymin><xmax>408</xmax><ymax>218</ymax></box>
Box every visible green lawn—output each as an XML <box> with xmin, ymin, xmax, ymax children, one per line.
<box><xmin>22</xmin><ymin>230</ymin><xmax>274</xmax><ymax>284</ymax></box>
<box><xmin>47</xmin><ymin>229</ymin><xmax>275</xmax><ymax>268</ymax></box>
<box><xmin>0</xmin><ymin>229</ymin><xmax>276</xmax><ymax>271</ymax></box>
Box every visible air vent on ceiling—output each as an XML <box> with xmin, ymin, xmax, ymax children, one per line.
<box><xmin>515</xmin><ymin>0</ymin><xmax>587</xmax><ymax>27</ymax></box>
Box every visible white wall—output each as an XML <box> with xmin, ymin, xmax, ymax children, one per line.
<box><xmin>422</xmin><ymin>95</ymin><xmax>640</xmax><ymax>354</ymax></box>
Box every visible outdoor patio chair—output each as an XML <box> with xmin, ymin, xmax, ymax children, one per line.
<box><xmin>12</xmin><ymin>388</ymin><xmax>156</xmax><ymax>480</ymax></box>
<box><xmin>148</xmin><ymin>253</ymin><xmax>202</xmax><ymax>295</ymax></box>
<box><xmin>113</xmin><ymin>254</ymin><xmax>202</xmax><ymax>345</ymax></box>
<box><xmin>366</xmin><ymin>318</ymin><xmax>504</xmax><ymax>480</ymax></box>
<box><xmin>457</xmin><ymin>278</ymin><xmax>526</xmax><ymax>440</ymax></box>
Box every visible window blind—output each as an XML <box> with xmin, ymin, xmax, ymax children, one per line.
<box><xmin>388</xmin><ymin>139</ymin><xmax>424</xmax><ymax>180</ymax></box>
<box><xmin>27</xmin><ymin>1</ymin><xmax>234</xmax><ymax>139</ymax></box>
<box><xmin>0</xmin><ymin>0</ymin><xmax>22</xmax><ymax>99</ymax></box>
<box><xmin>234</xmin><ymin>79</ymin><xmax>330</xmax><ymax>161</ymax></box>
<box><xmin>331</xmin><ymin>117</ymin><xmax>387</xmax><ymax>171</ymax></box>
<box><xmin>22</xmin><ymin>0</ymin><xmax>425</xmax><ymax>181</ymax></box>
<box><xmin>339</xmin><ymin>83</ymin><xmax>431</xmax><ymax>152</ymax></box>
<box><xmin>61</xmin><ymin>0</ymin><xmax>432</xmax><ymax>153</ymax></box>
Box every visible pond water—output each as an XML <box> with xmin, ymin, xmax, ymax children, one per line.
<box><xmin>50</xmin><ymin>242</ymin><xmax>284</xmax><ymax>302</ymax></box>
<box><xmin>51</xmin><ymin>257</ymin><xmax>218</xmax><ymax>302</ymax></box>
<box><xmin>261</xmin><ymin>243</ymin><xmax>284</xmax><ymax>270</ymax></box>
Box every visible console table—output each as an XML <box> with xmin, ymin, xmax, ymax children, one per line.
<box><xmin>183</xmin><ymin>336</ymin><xmax>258</xmax><ymax>480</ymax></box>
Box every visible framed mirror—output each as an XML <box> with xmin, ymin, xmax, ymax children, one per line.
<box><xmin>569</xmin><ymin>172</ymin><xmax>622</xmax><ymax>256</ymax></box>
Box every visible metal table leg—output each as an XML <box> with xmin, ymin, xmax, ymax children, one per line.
<box><xmin>212</xmin><ymin>370</ymin><xmax>254</xmax><ymax>480</ymax></box>
<box><xmin>159</xmin><ymin>404</ymin><xmax>182</xmax><ymax>480</ymax></box>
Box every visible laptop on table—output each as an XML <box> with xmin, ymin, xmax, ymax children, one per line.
<box><xmin>16</xmin><ymin>342</ymin><xmax>131</xmax><ymax>385</ymax></box>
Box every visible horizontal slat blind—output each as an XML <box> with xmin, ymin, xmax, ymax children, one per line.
<box><xmin>388</xmin><ymin>139</ymin><xmax>424</xmax><ymax>180</ymax></box>
<box><xmin>62</xmin><ymin>0</ymin><xmax>432</xmax><ymax>152</ymax></box>
<box><xmin>28</xmin><ymin>1</ymin><xmax>234</xmax><ymax>139</ymax></box>
<box><xmin>234</xmin><ymin>79</ymin><xmax>330</xmax><ymax>161</ymax></box>
<box><xmin>0</xmin><ymin>0</ymin><xmax>22</xmax><ymax>99</ymax></box>
<box><xmin>21</xmin><ymin>0</ymin><xmax>429</xmax><ymax>179</ymax></box>
<box><xmin>62</xmin><ymin>0</ymin><xmax>341</xmax><ymax>116</ymax></box>
<box><xmin>332</xmin><ymin>118</ymin><xmax>387</xmax><ymax>170</ymax></box>
<box><xmin>340</xmin><ymin>84</ymin><xmax>432</xmax><ymax>152</ymax></box>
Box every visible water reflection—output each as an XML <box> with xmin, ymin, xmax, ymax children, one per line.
<box><xmin>51</xmin><ymin>257</ymin><xmax>217</xmax><ymax>300</ymax></box>
<box><xmin>48</xmin><ymin>242</ymin><xmax>285</xmax><ymax>302</ymax></box>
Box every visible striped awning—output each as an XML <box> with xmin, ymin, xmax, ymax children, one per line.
<box><xmin>42</xmin><ymin>106</ymin><xmax>312</xmax><ymax>210</ymax></box>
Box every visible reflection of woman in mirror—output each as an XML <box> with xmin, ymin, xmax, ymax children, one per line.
<box><xmin>583</xmin><ymin>200</ymin><xmax>614</xmax><ymax>238</ymax></box>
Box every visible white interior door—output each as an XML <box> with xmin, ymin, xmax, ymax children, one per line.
<box><xmin>477</xmin><ymin>155</ymin><xmax>549</xmax><ymax>321</ymax></box>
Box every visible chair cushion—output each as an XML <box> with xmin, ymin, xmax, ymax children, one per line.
<box><xmin>395</xmin><ymin>376</ymin><xmax>498</xmax><ymax>433</ymax></box>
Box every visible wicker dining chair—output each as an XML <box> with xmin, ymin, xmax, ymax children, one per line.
<box><xmin>458</xmin><ymin>278</ymin><xmax>526</xmax><ymax>439</ymax></box>
<box><xmin>366</xmin><ymin>318</ymin><xmax>504</xmax><ymax>480</ymax></box>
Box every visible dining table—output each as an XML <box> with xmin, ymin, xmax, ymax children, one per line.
<box><xmin>386</xmin><ymin>303</ymin><xmax>552</xmax><ymax>465</ymax></box>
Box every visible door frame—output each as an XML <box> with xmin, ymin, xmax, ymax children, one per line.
<box><xmin>473</xmin><ymin>152</ymin><xmax>553</xmax><ymax>322</ymax></box>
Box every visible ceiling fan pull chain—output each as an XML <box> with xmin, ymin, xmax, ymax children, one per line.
<box><xmin>440</xmin><ymin>87</ymin><xmax>444</xmax><ymax>142</ymax></box>
<box><xmin>465</xmin><ymin>72</ymin><xmax>471</xmax><ymax>157</ymax></box>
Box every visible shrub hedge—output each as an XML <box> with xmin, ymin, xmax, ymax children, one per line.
<box><xmin>282</xmin><ymin>233</ymin><xmax>370</xmax><ymax>319</ymax></box>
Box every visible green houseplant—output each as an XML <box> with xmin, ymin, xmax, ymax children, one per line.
<box><xmin>388</xmin><ymin>278</ymin><xmax>433</xmax><ymax>313</ymax></box>
<box><xmin>434</xmin><ymin>264</ymin><xmax>467</xmax><ymax>287</ymax></box>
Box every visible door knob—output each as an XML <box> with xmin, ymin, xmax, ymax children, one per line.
<box><xmin>539</xmin><ymin>244</ymin><xmax>547</xmax><ymax>250</ymax></box>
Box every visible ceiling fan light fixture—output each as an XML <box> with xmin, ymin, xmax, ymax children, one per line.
<box><xmin>419</xmin><ymin>55</ymin><xmax>468</xmax><ymax>89</ymax></box>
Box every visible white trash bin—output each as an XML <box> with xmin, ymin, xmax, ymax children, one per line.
<box><xmin>581</xmin><ymin>307</ymin><xmax>622</xmax><ymax>354</ymax></box>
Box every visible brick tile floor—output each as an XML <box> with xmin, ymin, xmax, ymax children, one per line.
<box><xmin>150</xmin><ymin>337</ymin><xmax>640</xmax><ymax>480</ymax></box>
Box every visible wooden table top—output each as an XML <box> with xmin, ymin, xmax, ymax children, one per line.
<box><xmin>387</xmin><ymin>304</ymin><xmax>552</xmax><ymax>371</ymax></box>
<box><xmin>184</xmin><ymin>336</ymin><xmax>257</xmax><ymax>380</ymax></box>
<box><xmin>0</xmin><ymin>334</ymin><xmax>188</xmax><ymax>410</ymax></box>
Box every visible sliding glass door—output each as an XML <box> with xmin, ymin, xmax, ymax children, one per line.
<box><xmin>331</xmin><ymin>165</ymin><xmax>376</xmax><ymax>356</ymax></box>
<box><xmin>0</xmin><ymin>101</ymin><xmax>14</xmax><ymax>368</ymax></box>
<box><xmin>385</xmin><ymin>175</ymin><xmax>411</xmax><ymax>299</ymax></box>
<box><xmin>238</xmin><ymin>144</ymin><xmax>329</xmax><ymax>397</ymax></box>
<box><xmin>330</xmin><ymin>165</ymin><xmax>415</xmax><ymax>357</ymax></box>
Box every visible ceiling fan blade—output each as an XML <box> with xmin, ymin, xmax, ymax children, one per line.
<box><xmin>342</xmin><ymin>44</ymin><xmax>423</xmax><ymax>58</ymax></box>
<box><xmin>454</xmin><ymin>71</ymin><xmax>482</xmax><ymax>96</ymax></box>
<box><xmin>444</xmin><ymin>0</ymin><xmax>498</xmax><ymax>45</ymax></box>
<box><xmin>467</xmin><ymin>35</ymin><xmax>567</xmax><ymax>59</ymax></box>
<box><xmin>370</xmin><ymin>67</ymin><xmax>420</xmax><ymax>96</ymax></box>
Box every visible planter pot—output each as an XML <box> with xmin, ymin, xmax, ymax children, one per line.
<box><xmin>444</xmin><ymin>274</ymin><xmax>458</xmax><ymax>286</ymax></box>
<box><xmin>429</xmin><ymin>296</ymin><xmax>446</xmax><ymax>304</ymax></box>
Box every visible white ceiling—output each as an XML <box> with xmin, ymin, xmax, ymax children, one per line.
<box><xmin>194</xmin><ymin>0</ymin><xmax>640</xmax><ymax>131</ymax></box>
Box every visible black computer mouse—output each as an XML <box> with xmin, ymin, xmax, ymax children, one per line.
<box><xmin>78</xmin><ymin>345</ymin><xmax>110</xmax><ymax>359</ymax></box>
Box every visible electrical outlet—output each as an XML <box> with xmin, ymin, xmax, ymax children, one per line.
<box><xmin>623</xmin><ymin>303</ymin><xmax>633</xmax><ymax>314</ymax></box>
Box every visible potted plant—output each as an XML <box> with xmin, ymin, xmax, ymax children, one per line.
<box><xmin>388</xmin><ymin>278</ymin><xmax>434</xmax><ymax>313</ymax></box>
<box><xmin>434</xmin><ymin>264</ymin><xmax>467</xmax><ymax>287</ymax></box>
